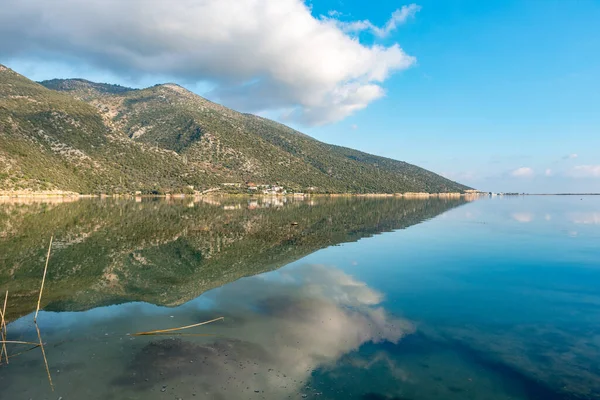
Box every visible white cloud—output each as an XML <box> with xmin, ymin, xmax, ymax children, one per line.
<box><xmin>563</xmin><ymin>153</ymin><xmax>579</xmax><ymax>160</ymax></box>
<box><xmin>334</xmin><ymin>4</ymin><xmax>421</xmax><ymax>38</ymax></box>
<box><xmin>567</xmin><ymin>165</ymin><xmax>600</xmax><ymax>178</ymax></box>
<box><xmin>545</xmin><ymin>168</ymin><xmax>553</xmax><ymax>176</ymax></box>
<box><xmin>0</xmin><ymin>0</ymin><xmax>417</xmax><ymax>126</ymax></box>
<box><xmin>511</xmin><ymin>167</ymin><xmax>535</xmax><ymax>178</ymax></box>
<box><xmin>512</xmin><ymin>212</ymin><xmax>533</xmax><ymax>223</ymax></box>
<box><xmin>351</xmin><ymin>124</ymin><xmax>358</xmax><ymax>130</ymax></box>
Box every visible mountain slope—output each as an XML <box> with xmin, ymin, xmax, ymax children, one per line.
<box><xmin>0</xmin><ymin>64</ymin><xmax>470</xmax><ymax>193</ymax></box>
<box><xmin>0</xmin><ymin>66</ymin><xmax>218</xmax><ymax>193</ymax></box>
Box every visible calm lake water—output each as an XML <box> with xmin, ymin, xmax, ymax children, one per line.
<box><xmin>0</xmin><ymin>195</ymin><xmax>599</xmax><ymax>400</ymax></box>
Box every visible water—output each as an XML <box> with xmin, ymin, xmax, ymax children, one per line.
<box><xmin>0</xmin><ymin>195</ymin><xmax>599</xmax><ymax>400</ymax></box>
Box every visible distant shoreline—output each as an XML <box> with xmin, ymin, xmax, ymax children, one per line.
<box><xmin>527</xmin><ymin>193</ymin><xmax>600</xmax><ymax>196</ymax></box>
<box><xmin>0</xmin><ymin>190</ymin><xmax>478</xmax><ymax>200</ymax></box>
<box><xmin>1</xmin><ymin>191</ymin><xmax>598</xmax><ymax>201</ymax></box>
<box><xmin>458</xmin><ymin>192</ymin><xmax>600</xmax><ymax>196</ymax></box>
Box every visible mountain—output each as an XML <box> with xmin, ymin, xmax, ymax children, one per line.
<box><xmin>0</xmin><ymin>196</ymin><xmax>468</xmax><ymax>320</ymax></box>
<box><xmin>0</xmin><ymin>64</ymin><xmax>471</xmax><ymax>194</ymax></box>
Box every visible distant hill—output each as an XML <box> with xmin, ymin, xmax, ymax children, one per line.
<box><xmin>40</xmin><ymin>78</ymin><xmax>136</xmax><ymax>98</ymax></box>
<box><xmin>0</xmin><ymin>64</ymin><xmax>470</xmax><ymax>194</ymax></box>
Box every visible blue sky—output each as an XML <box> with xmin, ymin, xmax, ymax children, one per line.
<box><xmin>1</xmin><ymin>0</ymin><xmax>599</xmax><ymax>193</ymax></box>
<box><xmin>306</xmin><ymin>0</ymin><xmax>600</xmax><ymax>193</ymax></box>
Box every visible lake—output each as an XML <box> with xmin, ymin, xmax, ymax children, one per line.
<box><xmin>0</xmin><ymin>195</ymin><xmax>599</xmax><ymax>400</ymax></box>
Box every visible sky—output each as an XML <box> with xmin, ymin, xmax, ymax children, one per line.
<box><xmin>1</xmin><ymin>0</ymin><xmax>599</xmax><ymax>193</ymax></box>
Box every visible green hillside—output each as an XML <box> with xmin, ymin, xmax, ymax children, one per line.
<box><xmin>0</xmin><ymin>64</ymin><xmax>470</xmax><ymax>194</ymax></box>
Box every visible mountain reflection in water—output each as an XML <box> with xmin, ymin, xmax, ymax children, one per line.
<box><xmin>0</xmin><ymin>196</ymin><xmax>467</xmax><ymax>320</ymax></box>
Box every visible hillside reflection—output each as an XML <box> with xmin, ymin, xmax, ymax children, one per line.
<box><xmin>0</xmin><ymin>196</ymin><xmax>467</xmax><ymax>319</ymax></box>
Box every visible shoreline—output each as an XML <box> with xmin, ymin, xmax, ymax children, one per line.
<box><xmin>0</xmin><ymin>190</ymin><xmax>484</xmax><ymax>199</ymax></box>
<box><xmin>1</xmin><ymin>190</ymin><xmax>598</xmax><ymax>201</ymax></box>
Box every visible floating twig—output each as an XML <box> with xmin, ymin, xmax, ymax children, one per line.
<box><xmin>34</xmin><ymin>236</ymin><xmax>53</xmax><ymax>323</ymax></box>
<box><xmin>131</xmin><ymin>317</ymin><xmax>224</xmax><ymax>336</ymax></box>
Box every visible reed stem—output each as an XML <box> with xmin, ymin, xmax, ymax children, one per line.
<box><xmin>35</xmin><ymin>322</ymin><xmax>54</xmax><ymax>391</ymax></box>
<box><xmin>34</xmin><ymin>236</ymin><xmax>53</xmax><ymax>323</ymax></box>
<box><xmin>132</xmin><ymin>316</ymin><xmax>224</xmax><ymax>336</ymax></box>
<box><xmin>1</xmin><ymin>291</ymin><xmax>8</xmax><ymax>364</ymax></box>
<box><xmin>132</xmin><ymin>332</ymin><xmax>216</xmax><ymax>337</ymax></box>
<box><xmin>0</xmin><ymin>340</ymin><xmax>40</xmax><ymax>345</ymax></box>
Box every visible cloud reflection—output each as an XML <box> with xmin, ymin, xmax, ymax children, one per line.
<box><xmin>511</xmin><ymin>212</ymin><xmax>533</xmax><ymax>223</ymax></box>
<box><xmin>121</xmin><ymin>265</ymin><xmax>413</xmax><ymax>399</ymax></box>
<box><xmin>569</xmin><ymin>212</ymin><xmax>600</xmax><ymax>225</ymax></box>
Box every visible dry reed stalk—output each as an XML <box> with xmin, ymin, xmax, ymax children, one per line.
<box><xmin>133</xmin><ymin>333</ymin><xmax>216</xmax><ymax>337</ymax></box>
<box><xmin>131</xmin><ymin>316</ymin><xmax>224</xmax><ymax>336</ymax></box>
<box><xmin>0</xmin><ymin>340</ymin><xmax>40</xmax><ymax>345</ymax></box>
<box><xmin>1</xmin><ymin>291</ymin><xmax>8</xmax><ymax>364</ymax></box>
<box><xmin>34</xmin><ymin>322</ymin><xmax>53</xmax><ymax>391</ymax></box>
<box><xmin>34</xmin><ymin>236</ymin><xmax>53</xmax><ymax>323</ymax></box>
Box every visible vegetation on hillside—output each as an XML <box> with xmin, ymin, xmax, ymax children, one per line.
<box><xmin>0</xmin><ymin>64</ymin><xmax>470</xmax><ymax>194</ymax></box>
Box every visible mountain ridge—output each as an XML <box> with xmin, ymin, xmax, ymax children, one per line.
<box><xmin>0</xmin><ymin>64</ymin><xmax>471</xmax><ymax>194</ymax></box>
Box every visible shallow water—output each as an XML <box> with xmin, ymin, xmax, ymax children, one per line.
<box><xmin>0</xmin><ymin>195</ymin><xmax>599</xmax><ymax>399</ymax></box>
